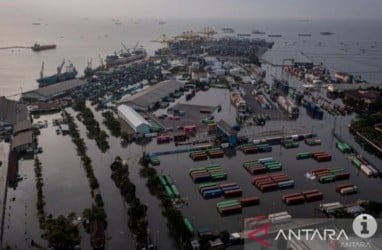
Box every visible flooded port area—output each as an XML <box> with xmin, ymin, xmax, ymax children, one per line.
<box><xmin>1</xmin><ymin>30</ymin><xmax>381</xmax><ymax>250</ymax></box>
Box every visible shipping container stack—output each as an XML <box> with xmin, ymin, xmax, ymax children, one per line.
<box><xmin>189</xmin><ymin>164</ymin><xmax>227</xmax><ymax>183</ymax></box>
<box><xmin>206</xmin><ymin>148</ymin><xmax>225</xmax><ymax>158</ymax></box>
<box><xmin>296</xmin><ymin>152</ymin><xmax>312</xmax><ymax>160</ymax></box>
<box><xmin>198</xmin><ymin>182</ymin><xmax>243</xmax><ymax>199</ymax></box>
<box><xmin>281</xmin><ymin>140</ymin><xmax>299</xmax><ymax>149</ymax></box>
<box><xmin>252</xmin><ymin>173</ymin><xmax>294</xmax><ymax>192</ymax></box>
<box><xmin>336</xmin><ymin>142</ymin><xmax>352</xmax><ymax>153</ymax></box>
<box><xmin>304</xmin><ymin>138</ymin><xmax>322</xmax><ymax>146</ymax></box>
<box><xmin>159</xmin><ymin>175</ymin><xmax>180</xmax><ymax>198</ymax></box>
<box><xmin>305</xmin><ymin>102</ymin><xmax>324</xmax><ymax>120</ymax></box>
<box><xmin>351</xmin><ymin>156</ymin><xmax>379</xmax><ymax>177</ymax></box>
<box><xmin>189</xmin><ymin>151</ymin><xmax>209</xmax><ymax>161</ymax></box>
<box><xmin>216</xmin><ymin>199</ymin><xmax>242</xmax><ymax>216</ymax></box>
<box><xmin>282</xmin><ymin>189</ymin><xmax>323</xmax><ymax>205</ymax></box>
<box><xmin>335</xmin><ymin>184</ymin><xmax>358</xmax><ymax>195</ymax></box>
<box><xmin>310</xmin><ymin>167</ymin><xmax>350</xmax><ymax>183</ymax></box>
<box><xmin>242</xmin><ymin>157</ymin><xmax>282</xmax><ymax>175</ymax></box>
<box><xmin>240</xmin><ymin>143</ymin><xmax>272</xmax><ymax>154</ymax></box>
<box><xmin>311</xmin><ymin>151</ymin><xmax>332</xmax><ymax>162</ymax></box>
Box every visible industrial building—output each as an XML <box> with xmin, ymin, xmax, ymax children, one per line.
<box><xmin>0</xmin><ymin>97</ymin><xmax>28</xmax><ymax>131</ymax></box>
<box><xmin>118</xmin><ymin>80</ymin><xmax>184</xmax><ymax>111</ymax></box>
<box><xmin>22</xmin><ymin>78</ymin><xmax>87</xmax><ymax>102</ymax></box>
<box><xmin>117</xmin><ymin>105</ymin><xmax>151</xmax><ymax>134</ymax></box>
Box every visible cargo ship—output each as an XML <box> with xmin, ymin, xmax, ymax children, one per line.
<box><xmin>320</xmin><ymin>32</ymin><xmax>333</xmax><ymax>36</ymax></box>
<box><xmin>105</xmin><ymin>47</ymin><xmax>146</xmax><ymax>68</ymax></box>
<box><xmin>237</xmin><ymin>33</ymin><xmax>251</xmax><ymax>37</ymax></box>
<box><xmin>31</xmin><ymin>43</ymin><xmax>56</xmax><ymax>52</ymax></box>
<box><xmin>268</xmin><ymin>34</ymin><xmax>282</xmax><ymax>37</ymax></box>
<box><xmin>252</xmin><ymin>30</ymin><xmax>266</xmax><ymax>35</ymax></box>
<box><xmin>221</xmin><ymin>28</ymin><xmax>235</xmax><ymax>33</ymax></box>
<box><xmin>37</xmin><ymin>60</ymin><xmax>78</xmax><ymax>87</ymax></box>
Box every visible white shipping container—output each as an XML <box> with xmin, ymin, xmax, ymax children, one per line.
<box><xmin>361</xmin><ymin>164</ymin><xmax>373</xmax><ymax>177</ymax></box>
<box><xmin>268</xmin><ymin>211</ymin><xmax>289</xmax><ymax>220</ymax></box>
<box><xmin>270</xmin><ymin>214</ymin><xmax>292</xmax><ymax>224</ymax></box>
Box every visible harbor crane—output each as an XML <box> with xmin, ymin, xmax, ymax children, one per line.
<box><xmin>57</xmin><ymin>59</ymin><xmax>65</xmax><ymax>75</ymax></box>
<box><xmin>40</xmin><ymin>62</ymin><xmax>44</xmax><ymax>78</ymax></box>
<box><xmin>199</xmin><ymin>27</ymin><xmax>217</xmax><ymax>39</ymax></box>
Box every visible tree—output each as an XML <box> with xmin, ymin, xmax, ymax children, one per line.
<box><xmin>45</xmin><ymin>215</ymin><xmax>81</xmax><ymax>250</ymax></box>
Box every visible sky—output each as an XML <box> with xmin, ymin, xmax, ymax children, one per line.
<box><xmin>1</xmin><ymin>0</ymin><xmax>382</xmax><ymax>20</ymax></box>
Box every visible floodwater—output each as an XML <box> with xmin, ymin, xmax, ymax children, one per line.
<box><xmin>2</xmin><ymin>87</ymin><xmax>381</xmax><ymax>249</ymax></box>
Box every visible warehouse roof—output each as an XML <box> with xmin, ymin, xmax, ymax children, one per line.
<box><xmin>117</xmin><ymin>105</ymin><xmax>151</xmax><ymax>128</ymax></box>
<box><xmin>12</xmin><ymin>130</ymin><xmax>33</xmax><ymax>150</ymax></box>
<box><xmin>22</xmin><ymin>78</ymin><xmax>87</xmax><ymax>99</ymax></box>
<box><xmin>118</xmin><ymin>80</ymin><xmax>184</xmax><ymax>108</ymax></box>
<box><xmin>0</xmin><ymin>97</ymin><xmax>28</xmax><ymax>124</ymax></box>
<box><xmin>13</xmin><ymin>120</ymin><xmax>32</xmax><ymax>134</ymax></box>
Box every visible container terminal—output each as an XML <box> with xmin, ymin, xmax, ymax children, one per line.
<box><xmin>1</xmin><ymin>30</ymin><xmax>382</xmax><ymax>250</ymax></box>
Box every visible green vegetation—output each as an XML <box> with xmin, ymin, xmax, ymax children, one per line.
<box><xmin>34</xmin><ymin>156</ymin><xmax>46</xmax><ymax>228</ymax></box>
<box><xmin>350</xmin><ymin>112</ymin><xmax>382</xmax><ymax>154</ymax></box>
<box><xmin>82</xmin><ymin>205</ymin><xmax>108</xmax><ymax>232</ymax></box>
<box><xmin>45</xmin><ymin>214</ymin><xmax>81</xmax><ymax>250</ymax></box>
<box><xmin>73</xmin><ymin>100</ymin><xmax>110</xmax><ymax>152</ymax></box>
<box><xmin>102</xmin><ymin>111</ymin><xmax>121</xmax><ymax>137</ymax></box>
<box><xmin>110</xmin><ymin>157</ymin><xmax>148</xmax><ymax>249</ymax></box>
<box><xmin>139</xmin><ymin>157</ymin><xmax>192</xmax><ymax>248</ymax></box>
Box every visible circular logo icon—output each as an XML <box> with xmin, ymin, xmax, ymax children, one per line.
<box><xmin>352</xmin><ymin>214</ymin><xmax>378</xmax><ymax>239</ymax></box>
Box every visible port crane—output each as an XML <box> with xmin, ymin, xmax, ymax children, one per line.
<box><xmin>150</xmin><ymin>34</ymin><xmax>173</xmax><ymax>44</ymax></box>
<box><xmin>40</xmin><ymin>62</ymin><xmax>44</xmax><ymax>78</ymax></box>
<box><xmin>57</xmin><ymin>59</ymin><xmax>65</xmax><ymax>75</ymax></box>
<box><xmin>199</xmin><ymin>27</ymin><xmax>217</xmax><ymax>39</ymax></box>
<box><xmin>120</xmin><ymin>42</ymin><xmax>131</xmax><ymax>53</ymax></box>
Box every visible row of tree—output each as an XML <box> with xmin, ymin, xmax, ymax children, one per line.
<box><xmin>102</xmin><ymin>111</ymin><xmax>121</xmax><ymax>137</ymax></box>
<box><xmin>73</xmin><ymin>100</ymin><xmax>110</xmax><ymax>153</ymax></box>
<box><xmin>63</xmin><ymin>111</ymin><xmax>108</xmax><ymax>242</ymax></box>
<box><xmin>350</xmin><ymin>112</ymin><xmax>382</xmax><ymax>157</ymax></box>
<box><xmin>34</xmin><ymin>157</ymin><xmax>46</xmax><ymax>228</ymax></box>
<box><xmin>110</xmin><ymin>156</ymin><xmax>149</xmax><ymax>249</ymax></box>
<box><xmin>32</xmin><ymin>123</ymin><xmax>81</xmax><ymax>249</ymax></box>
<box><xmin>139</xmin><ymin>157</ymin><xmax>193</xmax><ymax>249</ymax></box>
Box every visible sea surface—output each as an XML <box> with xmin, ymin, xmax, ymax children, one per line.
<box><xmin>0</xmin><ymin>17</ymin><xmax>382</xmax><ymax>98</ymax></box>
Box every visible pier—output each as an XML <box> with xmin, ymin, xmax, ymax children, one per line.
<box><xmin>0</xmin><ymin>46</ymin><xmax>31</xmax><ymax>50</ymax></box>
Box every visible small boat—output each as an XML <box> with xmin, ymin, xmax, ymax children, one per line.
<box><xmin>298</xmin><ymin>33</ymin><xmax>312</xmax><ymax>37</ymax></box>
<box><xmin>320</xmin><ymin>32</ymin><xmax>333</xmax><ymax>36</ymax></box>
<box><xmin>252</xmin><ymin>30</ymin><xmax>265</xmax><ymax>35</ymax></box>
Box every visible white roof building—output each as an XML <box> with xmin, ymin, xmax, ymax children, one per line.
<box><xmin>117</xmin><ymin>105</ymin><xmax>151</xmax><ymax>134</ymax></box>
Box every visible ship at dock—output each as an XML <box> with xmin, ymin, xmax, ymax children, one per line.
<box><xmin>320</xmin><ymin>32</ymin><xmax>333</xmax><ymax>36</ymax></box>
<box><xmin>105</xmin><ymin>42</ymin><xmax>147</xmax><ymax>68</ymax></box>
<box><xmin>252</xmin><ymin>30</ymin><xmax>266</xmax><ymax>35</ymax></box>
<box><xmin>31</xmin><ymin>43</ymin><xmax>56</xmax><ymax>52</ymax></box>
<box><xmin>221</xmin><ymin>28</ymin><xmax>235</xmax><ymax>33</ymax></box>
<box><xmin>268</xmin><ymin>34</ymin><xmax>282</xmax><ymax>37</ymax></box>
<box><xmin>37</xmin><ymin>59</ymin><xmax>78</xmax><ymax>87</ymax></box>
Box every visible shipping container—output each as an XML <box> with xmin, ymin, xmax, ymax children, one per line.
<box><xmin>224</xmin><ymin>189</ymin><xmax>243</xmax><ymax>198</ymax></box>
<box><xmin>335</xmin><ymin>184</ymin><xmax>355</xmax><ymax>193</ymax></box>
<box><xmin>339</xmin><ymin>186</ymin><xmax>358</xmax><ymax>195</ymax></box>
<box><xmin>335</xmin><ymin>172</ymin><xmax>350</xmax><ymax>180</ymax></box>
<box><xmin>218</xmin><ymin>205</ymin><xmax>243</xmax><ymax>215</ymax></box>
<box><xmin>285</xmin><ymin>195</ymin><xmax>305</xmax><ymax>205</ymax></box>
<box><xmin>304</xmin><ymin>192</ymin><xmax>323</xmax><ymax>202</ymax></box>
<box><xmin>183</xmin><ymin>218</ymin><xmax>194</xmax><ymax>234</ymax></box>
<box><xmin>240</xmin><ymin>197</ymin><xmax>260</xmax><ymax>206</ymax></box>
<box><xmin>260</xmin><ymin>183</ymin><xmax>278</xmax><ymax>192</ymax></box>
<box><xmin>282</xmin><ymin>192</ymin><xmax>302</xmax><ymax>202</ymax></box>
<box><xmin>277</xmin><ymin>180</ymin><xmax>295</xmax><ymax>189</ymax></box>
<box><xmin>270</xmin><ymin>214</ymin><xmax>292</xmax><ymax>224</ymax></box>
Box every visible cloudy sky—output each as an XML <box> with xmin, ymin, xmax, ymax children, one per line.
<box><xmin>1</xmin><ymin>0</ymin><xmax>382</xmax><ymax>20</ymax></box>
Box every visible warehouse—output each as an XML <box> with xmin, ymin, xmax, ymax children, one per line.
<box><xmin>117</xmin><ymin>105</ymin><xmax>151</xmax><ymax>134</ymax></box>
<box><xmin>118</xmin><ymin>80</ymin><xmax>184</xmax><ymax>111</ymax></box>
<box><xmin>22</xmin><ymin>78</ymin><xmax>87</xmax><ymax>102</ymax></box>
